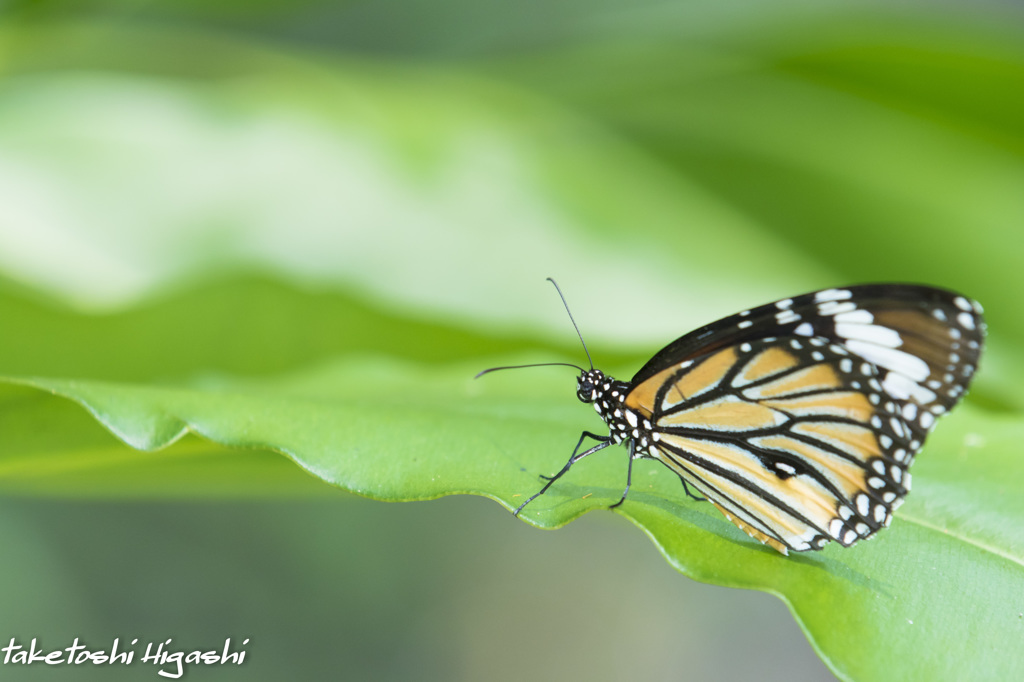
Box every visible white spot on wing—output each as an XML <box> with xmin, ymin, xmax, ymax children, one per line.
<box><xmin>844</xmin><ymin>341</ymin><xmax>929</xmax><ymax>381</ymax></box>
<box><xmin>818</xmin><ymin>301</ymin><xmax>857</xmax><ymax>316</ymax></box>
<box><xmin>836</xmin><ymin>323</ymin><xmax>903</xmax><ymax>348</ymax></box>
<box><xmin>814</xmin><ymin>289</ymin><xmax>852</xmax><ymax>302</ymax></box>
<box><xmin>834</xmin><ymin>310</ymin><xmax>873</xmax><ymax>324</ymax></box>
<box><xmin>856</xmin><ymin>495</ymin><xmax>870</xmax><ymax>517</ymax></box>
<box><xmin>794</xmin><ymin>322</ymin><xmax>814</xmax><ymax>336</ymax></box>
<box><xmin>882</xmin><ymin>372</ymin><xmax>937</xmax><ymax>404</ymax></box>
<box><xmin>829</xmin><ymin>519</ymin><xmax>844</xmax><ymax>539</ymax></box>
<box><xmin>776</xmin><ymin>309</ymin><xmax>801</xmax><ymax>324</ymax></box>
<box><xmin>957</xmin><ymin>311</ymin><xmax>976</xmax><ymax>330</ymax></box>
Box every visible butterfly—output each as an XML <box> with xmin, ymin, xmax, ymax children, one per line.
<box><xmin>479</xmin><ymin>280</ymin><xmax>985</xmax><ymax>554</ymax></box>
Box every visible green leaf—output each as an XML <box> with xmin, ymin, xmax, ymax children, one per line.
<box><xmin>3</xmin><ymin>12</ymin><xmax>1024</xmax><ymax>682</ymax></box>
<box><xmin>1</xmin><ymin>281</ymin><xmax>1022</xmax><ymax>680</ymax></box>
<box><xmin>0</xmin><ymin>381</ymin><xmax>331</xmax><ymax>498</ymax></box>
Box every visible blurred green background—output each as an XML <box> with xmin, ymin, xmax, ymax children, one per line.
<box><xmin>1</xmin><ymin>0</ymin><xmax>1023</xmax><ymax>679</ymax></box>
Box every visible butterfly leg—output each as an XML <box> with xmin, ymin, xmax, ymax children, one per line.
<box><xmin>679</xmin><ymin>478</ymin><xmax>706</xmax><ymax>502</ymax></box>
<box><xmin>538</xmin><ymin>431</ymin><xmax>611</xmax><ymax>480</ymax></box>
<box><xmin>513</xmin><ymin>431</ymin><xmax>612</xmax><ymax>516</ymax></box>
<box><xmin>608</xmin><ymin>440</ymin><xmax>636</xmax><ymax>509</ymax></box>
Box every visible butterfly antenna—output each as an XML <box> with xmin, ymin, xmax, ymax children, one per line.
<box><xmin>547</xmin><ymin>277</ymin><xmax>594</xmax><ymax>370</ymax></box>
<box><xmin>474</xmin><ymin>361</ymin><xmax>586</xmax><ymax>379</ymax></box>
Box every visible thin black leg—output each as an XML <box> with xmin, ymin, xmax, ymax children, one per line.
<box><xmin>513</xmin><ymin>431</ymin><xmax>612</xmax><ymax>516</ymax></box>
<box><xmin>538</xmin><ymin>431</ymin><xmax>611</xmax><ymax>480</ymax></box>
<box><xmin>608</xmin><ymin>440</ymin><xmax>635</xmax><ymax>509</ymax></box>
<box><xmin>679</xmin><ymin>477</ymin><xmax>706</xmax><ymax>502</ymax></box>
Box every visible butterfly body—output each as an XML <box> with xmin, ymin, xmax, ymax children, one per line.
<box><xmin>497</xmin><ymin>283</ymin><xmax>984</xmax><ymax>555</ymax></box>
<box><xmin>577</xmin><ymin>370</ymin><xmax>640</xmax><ymax>445</ymax></box>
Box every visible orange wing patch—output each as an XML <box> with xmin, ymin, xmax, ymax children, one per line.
<box><xmin>655</xmin><ymin>441</ymin><xmax>825</xmax><ymax>535</ymax></box>
<box><xmin>654</xmin><ymin>435</ymin><xmax>769</xmax><ymax>480</ymax></box>
<box><xmin>733</xmin><ymin>346</ymin><xmax>799</xmax><ymax>387</ymax></box>
<box><xmin>749</xmin><ymin>435</ymin><xmax>868</xmax><ymax>499</ymax></box>
<box><xmin>656</xmin><ymin>436</ymin><xmax>837</xmax><ymax>521</ymax></box>
<box><xmin>624</xmin><ymin>363</ymin><xmax>676</xmax><ymax>418</ymax></box>
<box><xmin>649</xmin><ymin>444</ymin><xmax>798</xmax><ymax>554</ymax></box>
<box><xmin>654</xmin><ymin>435</ymin><xmax>844</xmax><ymax>549</ymax></box>
<box><xmin>792</xmin><ymin>421</ymin><xmax>881</xmax><ymax>460</ymax></box>
<box><xmin>625</xmin><ymin>346</ymin><xmax>738</xmax><ymax>416</ymax></box>
<box><xmin>742</xmin><ymin>364</ymin><xmax>842</xmax><ymax>400</ymax></box>
<box><xmin>666</xmin><ymin>347</ymin><xmax>738</xmax><ymax>408</ymax></box>
<box><xmin>658</xmin><ymin>395</ymin><xmax>787</xmax><ymax>431</ymax></box>
<box><xmin>760</xmin><ymin>391</ymin><xmax>874</xmax><ymax>423</ymax></box>
<box><xmin>623</xmin><ymin>336</ymin><xmax>907</xmax><ymax>553</ymax></box>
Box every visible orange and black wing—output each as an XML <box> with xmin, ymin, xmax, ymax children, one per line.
<box><xmin>624</xmin><ymin>284</ymin><xmax>984</xmax><ymax>554</ymax></box>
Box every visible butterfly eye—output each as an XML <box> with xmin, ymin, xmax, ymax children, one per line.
<box><xmin>576</xmin><ymin>376</ymin><xmax>596</xmax><ymax>403</ymax></box>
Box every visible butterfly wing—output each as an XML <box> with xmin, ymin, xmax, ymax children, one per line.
<box><xmin>624</xmin><ymin>285</ymin><xmax>985</xmax><ymax>553</ymax></box>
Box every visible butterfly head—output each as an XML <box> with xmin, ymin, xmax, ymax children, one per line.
<box><xmin>576</xmin><ymin>369</ymin><xmax>608</xmax><ymax>404</ymax></box>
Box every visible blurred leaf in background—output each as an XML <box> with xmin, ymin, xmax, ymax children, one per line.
<box><xmin>0</xmin><ymin>0</ymin><xmax>1022</xmax><ymax>680</ymax></box>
